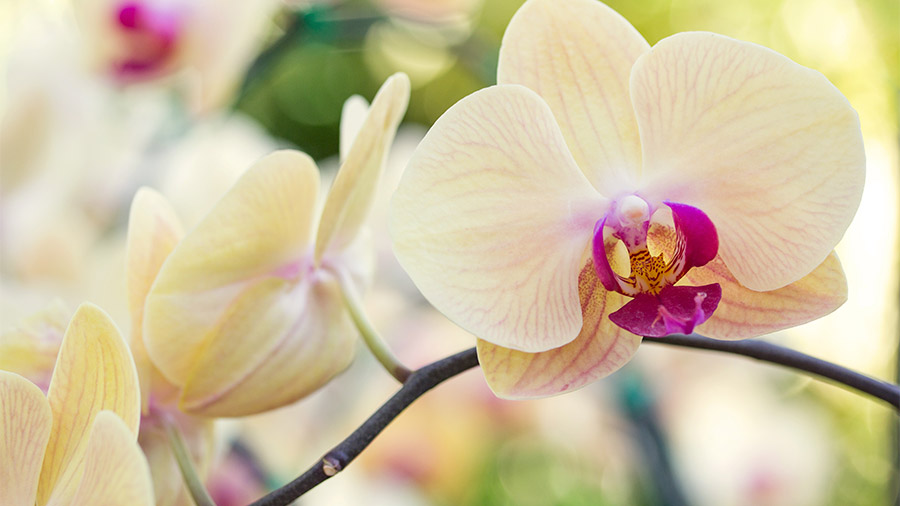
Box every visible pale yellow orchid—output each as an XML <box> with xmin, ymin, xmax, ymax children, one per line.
<box><xmin>0</xmin><ymin>303</ymin><xmax>154</xmax><ymax>506</ymax></box>
<box><xmin>126</xmin><ymin>187</ymin><xmax>216</xmax><ymax>506</ymax></box>
<box><xmin>391</xmin><ymin>0</ymin><xmax>863</xmax><ymax>398</ymax></box>
<box><xmin>142</xmin><ymin>73</ymin><xmax>410</xmax><ymax>417</ymax></box>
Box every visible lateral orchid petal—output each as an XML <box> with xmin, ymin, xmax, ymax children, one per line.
<box><xmin>632</xmin><ymin>32</ymin><xmax>865</xmax><ymax>291</ymax></box>
<box><xmin>477</xmin><ymin>260</ymin><xmax>641</xmax><ymax>399</ymax></box>
<box><xmin>0</xmin><ymin>371</ymin><xmax>52</xmax><ymax>506</ymax></box>
<box><xmin>315</xmin><ymin>73</ymin><xmax>410</xmax><ymax>262</ymax></box>
<box><xmin>684</xmin><ymin>252</ymin><xmax>848</xmax><ymax>340</ymax></box>
<box><xmin>64</xmin><ymin>412</ymin><xmax>154</xmax><ymax>506</ymax></box>
<box><xmin>126</xmin><ymin>187</ymin><xmax>184</xmax><ymax>413</ymax></box>
<box><xmin>665</xmin><ymin>201</ymin><xmax>718</xmax><ymax>274</ymax></box>
<box><xmin>498</xmin><ymin>0</ymin><xmax>649</xmax><ymax>191</ymax></box>
<box><xmin>391</xmin><ymin>84</ymin><xmax>608</xmax><ymax>352</ymax></box>
<box><xmin>180</xmin><ymin>276</ymin><xmax>355</xmax><ymax>416</ymax></box>
<box><xmin>144</xmin><ymin>150</ymin><xmax>320</xmax><ymax>386</ymax></box>
<box><xmin>38</xmin><ymin>303</ymin><xmax>140</xmax><ymax>506</ymax></box>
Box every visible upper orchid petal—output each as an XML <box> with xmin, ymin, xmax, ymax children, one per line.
<box><xmin>0</xmin><ymin>371</ymin><xmax>52</xmax><ymax>506</ymax></box>
<box><xmin>683</xmin><ymin>251</ymin><xmax>848</xmax><ymax>340</ymax></box>
<box><xmin>632</xmin><ymin>32</ymin><xmax>865</xmax><ymax>291</ymax></box>
<box><xmin>62</xmin><ymin>411</ymin><xmax>154</xmax><ymax>506</ymax></box>
<box><xmin>477</xmin><ymin>257</ymin><xmax>641</xmax><ymax>398</ymax></box>
<box><xmin>38</xmin><ymin>303</ymin><xmax>140</xmax><ymax>506</ymax></box>
<box><xmin>391</xmin><ymin>84</ymin><xmax>608</xmax><ymax>352</ymax></box>
<box><xmin>179</xmin><ymin>276</ymin><xmax>355</xmax><ymax>416</ymax></box>
<box><xmin>315</xmin><ymin>73</ymin><xmax>410</xmax><ymax>263</ymax></box>
<box><xmin>126</xmin><ymin>187</ymin><xmax>184</xmax><ymax>412</ymax></box>
<box><xmin>498</xmin><ymin>0</ymin><xmax>649</xmax><ymax>192</ymax></box>
<box><xmin>144</xmin><ymin>150</ymin><xmax>320</xmax><ymax>386</ymax></box>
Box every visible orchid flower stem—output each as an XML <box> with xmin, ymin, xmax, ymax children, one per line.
<box><xmin>250</xmin><ymin>334</ymin><xmax>899</xmax><ymax>506</ymax></box>
<box><xmin>644</xmin><ymin>334</ymin><xmax>900</xmax><ymax>409</ymax></box>
<box><xmin>336</xmin><ymin>272</ymin><xmax>412</xmax><ymax>383</ymax></box>
<box><xmin>164</xmin><ymin>417</ymin><xmax>217</xmax><ymax>506</ymax></box>
<box><xmin>249</xmin><ymin>348</ymin><xmax>479</xmax><ymax>506</ymax></box>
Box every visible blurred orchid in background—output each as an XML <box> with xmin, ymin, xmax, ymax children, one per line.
<box><xmin>141</xmin><ymin>73</ymin><xmax>410</xmax><ymax>416</ymax></box>
<box><xmin>73</xmin><ymin>0</ymin><xmax>281</xmax><ymax>110</ymax></box>
<box><xmin>125</xmin><ymin>188</ymin><xmax>216</xmax><ymax>506</ymax></box>
<box><xmin>0</xmin><ymin>303</ymin><xmax>154</xmax><ymax>505</ymax></box>
<box><xmin>391</xmin><ymin>0</ymin><xmax>864</xmax><ymax>398</ymax></box>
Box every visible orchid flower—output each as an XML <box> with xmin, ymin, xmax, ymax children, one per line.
<box><xmin>0</xmin><ymin>303</ymin><xmax>154</xmax><ymax>505</ymax></box>
<box><xmin>142</xmin><ymin>73</ymin><xmax>410</xmax><ymax>416</ymax></box>
<box><xmin>126</xmin><ymin>187</ymin><xmax>215</xmax><ymax>505</ymax></box>
<box><xmin>390</xmin><ymin>0</ymin><xmax>864</xmax><ymax>398</ymax></box>
<box><xmin>74</xmin><ymin>0</ymin><xmax>280</xmax><ymax>109</ymax></box>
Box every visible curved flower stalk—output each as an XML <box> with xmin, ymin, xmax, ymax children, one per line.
<box><xmin>391</xmin><ymin>0</ymin><xmax>864</xmax><ymax>398</ymax></box>
<box><xmin>73</xmin><ymin>0</ymin><xmax>280</xmax><ymax>110</ymax></box>
<box><xmin>126</xmin><ymin>188</ymin><xmax>216</xmax><ymax>506</ymax></box>
<box><xmin>0</xmin><ymin>303</ymin><xmax>154</xmax><ymax>505</ymax></box>
<box><xmin>143</xmin><ymin>73</ymin><xmax>411</xmax><ymax>417</ymax></box>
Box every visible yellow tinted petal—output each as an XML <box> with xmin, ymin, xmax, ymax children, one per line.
<box><xmin>340</xmin><ymin>95</ymin><xmax>370</xmax><ymax>163</ymax></box>
<box><xmin>64</xmin><ymin>412</ymin><xmax>154</xmax><ymax>506</ymax></box>
<box><xmin>38</xmin><ymin>303</ymin><xmax>140</xmax><ymax>506</ymax></box>
<box><xmin>477</xmin><ymin>258</ymin><xmax>640</xmax><ymax>398</ymax></box>
<box><xmin>0</xmin><ymin>300</ymin><xmax>69</xmax><ymax>390</ymax></box>
<box><xmin>315</xmin><ymin>73</ymin><xmax>410</xmax><ymax>262</ymax></box>
<box><xmin>391</xmin><ymin>84</ymin><xmax>607</xmax><ymax>352</ymax></box>
<box><xmin>633</xmin><ymin>32</ymin><xmax>865</xmax><ymax>291</ymax></box>
<box><xmin>179</xmin><ymin>276</ymin><xmax>355</xmax><ymax>416</ymax></box>
<box><xmin>498</xmin><ymin>0</ymin><xmax>648</xmax><ymax>191</ymax></box>
<box><xmin>126</xmin><ymin>188</ymin><xmax>185</xmax><ymax>413</ymax></box>
<box><xmin>0</xmin><ymin>371</ymin><xmax>52</xmax><ymax>506</ymax></box>
<box><xmin>144</xmin><ymin>150</ymin><xmax>319</xmax><ymax>386</ymax></box>
<box><xmin>688</xmin><ymin>252</ymin><xmax>847</xmax><ymax>340</ymax></box>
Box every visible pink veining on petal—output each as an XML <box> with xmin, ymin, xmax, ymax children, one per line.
<box><xmin>608</xmin><ymin>283</ymin><xmax>721</xmax><ymax>337</ymax></box>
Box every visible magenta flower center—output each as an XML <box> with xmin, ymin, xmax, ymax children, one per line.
<box><xmin>591</xmin><ymin>195</ymin><xmax>722</xmax><ymax>337</ymax></box>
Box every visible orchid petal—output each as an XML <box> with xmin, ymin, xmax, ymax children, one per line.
<box><xmin>498</xmin><ymin>0</ymin><xmax>649</xmax><ymax>191</ymax></box>
<box><xmin>144</xmin><ymin>150</ymin><xmax>319</xmax><ymax>386</ymax></box>
<box><xmin>391</xmin><ymin>84</ymin><xmax>608</xmax><ymax>352</ymax></box>
<box><xmin>632</xmin><ymin>32</ymin><xmax>865</xmax><ymax>291</ymax></box>
<box><xmin>477</xmin><ymin>258</ymin><xmax>641</xmax><ymax>398</ymax></box>
<box><xmin>126</xmin><ymin>188</ymin><xmax>184</xmax><ymax>413</ymax></box>
<box><xmin>38</xmin><ymin>303</ymin><xmax>140</xmax><ymax>506</ymax></box>
<box><xmin>0</xmin><ymin>371</ymin><xmax>51</xmax><ymax>506</ymax></box>
<box><xmin>178</xmin><ymin>276</ymin><xmax>355</xmax><ymax>417</ymax></box>
<box><xmin>609</xmin><ymin>284</ymin><xmax>721</xmax><ymax>337</ymax></box>
<box><xmin>63</xmin><ymin>412</ymin><xmax>154</xmax><ymax>506</ymax></box>
<box><xmin>315</xmin><ymin>73</ymin><xmax>410</xmax><ymax>263</ymax></box>
<box><xmin>0</xmin><ymin>301</ymin><xmax>69</xmax><ymax>391</ymax></box>
<box><xmin>340</xmin><ymin>95</ymin><xmax>370</xmax><ymax>163</ymax></box>
<box><xmin>685</xmin><ymin>252</ymin><xmax>847</xmax><ymax>340</ymax></box>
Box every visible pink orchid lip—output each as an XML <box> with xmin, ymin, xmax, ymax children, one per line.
<box><xmin>609</xmin><ymin>283</ymin><xmax>722</xmax><ymax>337</ymax></box>
<box><xmin>591</xmin><ymin>198</ymin><xmax>721</xmax><ymax>337</ymax></box>
<box><xmin>113</xmin><ymin>1</ymin><xmax>181</xmax><ymax>78</ymax></box>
